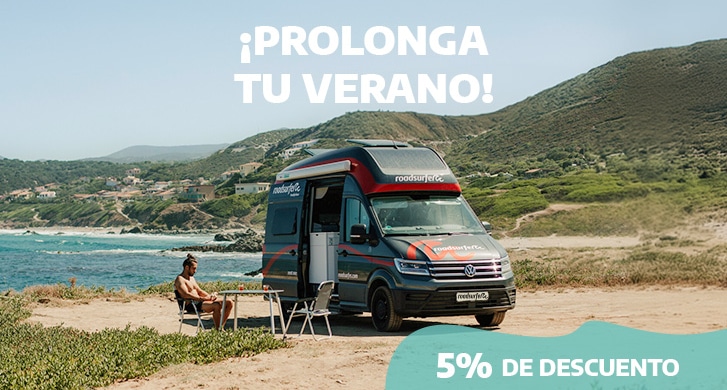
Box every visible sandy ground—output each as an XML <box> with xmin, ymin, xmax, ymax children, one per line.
<box><xmin>26</xmin><ymin>286</ymin><xmax>727</xmax><ymax>389</ymax></box>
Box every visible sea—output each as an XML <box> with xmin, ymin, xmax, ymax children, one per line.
<box><xmin>0</xmin><ymin>229</ymin><xmax>263</xmax><ymax>292</ymax></box>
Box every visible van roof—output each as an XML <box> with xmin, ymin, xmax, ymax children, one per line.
<box><xmin>276</xmin><ymin>143</ymin><xmax>461</xmax><ymax>195</ymax></box>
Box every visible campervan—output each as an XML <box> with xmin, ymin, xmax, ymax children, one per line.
<box><xmin>262</xmin><ymin>140</ymin><xmax>515</xmax><ymax>331</ymax></box>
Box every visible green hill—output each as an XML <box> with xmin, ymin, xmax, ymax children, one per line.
<box><xmin>3</xmin><ymin>39</ymin><xmax>727</xmax><ymax>194</ymax></box>
<box><xmin>449</xmin><ymin>39</ymin><xmax>727</xmax><ymax>167</ymax></box>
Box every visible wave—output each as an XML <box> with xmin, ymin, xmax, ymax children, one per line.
<box><xmin>218</xmin><ymin>271</ymin><xmax>262</xmax><ymax>279</ymax></box>
<box><xmin>40</xmin><ymin>249</ymin><xmax>165</xmax><ymax>256</ymax></box>
<box><xmin>0</xmin><ymin>229</ymin><xmax>215</xmax><ymax>241</ymax></box>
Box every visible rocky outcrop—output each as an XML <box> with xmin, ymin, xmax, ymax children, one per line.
<box><xmin>173</xmin><ymin>228</ymin><xmax>264</xmax><ymax>253</ymax></box>
<box><xmin>120</xmin><ymin>226</ymin><xmax>144</xmax><ymax>234</ymax></box>
<box><xmin>140</xmin><ymin>203</ymin><xmax>218</xmax><ymax>231</ymax></box>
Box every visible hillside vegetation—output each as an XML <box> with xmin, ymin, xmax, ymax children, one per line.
<box><xmin>2</xmin><ymin>39</ymin><xmax>727</xmax><ymax>237</ymax></box>
<box><xmin>448</xmin><ymin>39</ymin><xmax>727</xmax><ymax>175</ymax></box>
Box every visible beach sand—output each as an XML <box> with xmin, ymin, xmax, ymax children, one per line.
<box><xmin>26</xmin><ymin>287</ymin><xmax>727</xmax><ymax>389</ymax></box>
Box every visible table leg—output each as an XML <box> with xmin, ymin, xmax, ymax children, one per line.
<box><xmin>233</xmin><ymin>294</ymin><xmax>238</xmax><ymax>331</ymax></box>
<box><xmin>268</xmin><ymin>292</ymin><xmax>275</xmax><ymax>335</ymax></box>
<box><xmin>275</xmin><ymin>293</ymin><xmax>287</xmax><ymax>338</ymax></box>
<box><xmin>220</xmin><ymin>294</ymin><xmax>227</xmax><ymax>331</ymax></box>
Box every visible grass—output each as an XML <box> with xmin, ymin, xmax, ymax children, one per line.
<box><xmin>0</xmin><ymin>281</ymin><xmax>286</xmax><ymax>390</ymax></box>
<box><xmin>511</xmin><ymin>244</ymin><xmax>727</xmax><ymax>289</ymax></box>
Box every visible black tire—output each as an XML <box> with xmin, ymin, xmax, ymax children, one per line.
<box><xmin>475</xmin><ymin>311</ymin><xmax>506</xmax><ymax>327</ymax></box>
<box><xmin>371</xmin><ymin>286</ymin><xmax>403</xmax><ymax>332</ymax></box>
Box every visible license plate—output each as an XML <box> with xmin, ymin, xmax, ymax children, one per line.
<box><xmin>456</xmin><ymin>291</ymin><xmax>490</xmax><ymax>302</ymax></box>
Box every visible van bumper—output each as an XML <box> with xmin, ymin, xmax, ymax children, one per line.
<box><xmin>390</xmin><ymin>283</ymin><xmax>516</xmax><ymax>317</ymax></box>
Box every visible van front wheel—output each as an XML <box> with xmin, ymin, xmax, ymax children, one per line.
<box><xmin>371</xmin><ymin>286</ymin><xmax>403</xmax><ymax>332</ymax></box>
<box><xmin>475</xmin><ymin>311</ymin><xmax>506</xmax><ymax>327</ymax></box>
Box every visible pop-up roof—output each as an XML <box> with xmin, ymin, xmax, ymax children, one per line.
<box><xmin>276</xmin><ymin>140</ymin><xmax>460</xmax><ymax>195</ymax></box>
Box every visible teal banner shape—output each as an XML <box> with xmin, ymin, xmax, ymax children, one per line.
<box><xmin>386</xmin><ymin>321</ymin><xmax>726</xmax><ymax>389</ymax></box>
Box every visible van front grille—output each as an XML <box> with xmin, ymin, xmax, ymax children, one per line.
<box><xmin>429</xmin><ymin>259</ymin><xmax>502</xmax><ymax>281</ymax></box>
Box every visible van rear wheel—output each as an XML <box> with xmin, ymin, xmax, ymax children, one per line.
<box><xmin>475</xmin><ymin>311</ymin><xmax>506</xmax><ymax>327</ymax></box>
<box><xmin>371</xmin><ymin>286</ymin><xmax>403</xmax><ymax>332</ymax></box>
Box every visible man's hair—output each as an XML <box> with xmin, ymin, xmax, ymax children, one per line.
<box><xmin>182</xmin><ymin>253</ymin><xmax>197</xmax><ymax>268</ymax></box>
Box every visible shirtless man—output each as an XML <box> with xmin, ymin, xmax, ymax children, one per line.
<box><xmin>174</xmin><ymin>253</ymin><xmax>233</xmax><ymax>330</ymax></box>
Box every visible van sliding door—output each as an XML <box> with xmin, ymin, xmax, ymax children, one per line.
<box><xmin>306</xmin><ymin>179</ymin><xmax>344</xmax><ymax>296</ymax></box>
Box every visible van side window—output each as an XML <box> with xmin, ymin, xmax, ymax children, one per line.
<box><xmin>344</xmin><ymin>198</ymin><xmax>370</xmax><ymax>242</ymax></box>
<box><xmin>271</xmin><ymin>207</ymin><xmax>297</xmax><ymax>236</ymax></box>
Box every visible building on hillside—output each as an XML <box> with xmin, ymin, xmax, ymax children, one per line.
<box><xmin>235</xmin><ymin>182</ymin><xmax>270</xmax><ymax>195</ymax></box>
<box><xmin>280</xmin><ymin>139</ymin><xmax>319</xmax><ymax>159</ymax></box>
<box><xmin>220</xmin><ymin>170</ymin><xmax>240</xmax><ymax>181</ymax></box>
<box><xmin>181</xmin><ymin>185</ymin><xmax>215</xmax><ymax>202</ymax></box>
<box><xmin>126</xmin><ymin>168</ymin><xmax>141</xmax><ymax>176</ymax></box>
<box><xmin>123</xmin><ymin>176</ymin><xmax>142</xmax><ymax>185</ymax></box>
<box><xmin>8</xmin><ymin>189</ymin><xmax>33</xmax><ymax>200</ymax></box>
<box><xmin>154</xmin><ymin>181</ymin><xmax>170</xmax><ymax>190</ymax></box>
<box><xmin>240</xmin><ymin>162</ymin><xmax>263</xmax><ymax>176</ymax></box>
<box><xmin>153</xmin><ymin>189</ymin><xmax>178</xmax><ymax>200</ymax></box>
<box><xmin>37</xmin><ymin>191</ymin><xmax>56</xmax><ymax>200</ymax></box>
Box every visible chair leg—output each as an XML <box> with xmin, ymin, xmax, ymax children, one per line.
<box><xmin>309</xmin><ymin>315</ymin><xmax>332</xmax><ymax>341</ymax></box>
<box><xmin>298</xmin><ymin>313</ymin><xmax>312</xmax><ymax>337</ymax></box>
<box><xmin>284</xmin><ymin>302</ymin><xmax>300</xmax><ymax>335</ymax></box>
<box><xmin>306</xmin><ymin>313</ymin><xmax>318</xmax><ymax>340</ymax></box>
<box><xmin>323</xmin><ymin>315</ymin><xmax>332</xmax><ymax>339</ymax></box>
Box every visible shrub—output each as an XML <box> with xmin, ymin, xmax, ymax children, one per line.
<box><xmin>0</xmin><ymin>293</ymin><xmax>286</xmax><ymax>390</ymax></box>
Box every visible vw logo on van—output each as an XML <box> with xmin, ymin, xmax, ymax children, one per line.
<box><xmin>463</xmin><ymin>264</ymin><xmax>477</xmax><ymax>278</ymax></box>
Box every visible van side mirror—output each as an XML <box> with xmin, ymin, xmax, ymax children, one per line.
<box><xmin>350</xmin><ymin>224</ymin><xmax>368</xmax><ymax>244</ymax></box>
<box><xmin>481</xmin><ymin>221</ymin><xmax>492</xmax><ymax>235</ymax></box>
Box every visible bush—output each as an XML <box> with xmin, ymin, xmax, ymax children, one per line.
<box><xmin>0</xmin><ymin>293</ymin><xmax>286</xmax><ymax>390</ymax></box>
<box><xmin>0</xmin><ymin>296</ymin><xmax>31</xmax><ymax>327</ymax></box>
<box><xmin>200</xmin><ymin>193</ymin><xmax>267</xmax><ymax>218</ymax></box>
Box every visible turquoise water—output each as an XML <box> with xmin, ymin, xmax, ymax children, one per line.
<box><xmin>0</xmin><ymin>230</ymin><xmax>263</xmax><ymax>292</ymax></box>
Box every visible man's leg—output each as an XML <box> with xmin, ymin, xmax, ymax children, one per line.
<box><xmin>203</xmin><ymin>302</ymin><xmax>223</xmax><ymax>330</ymax></box>
<box><xmin>221</xmin><ymin>298</ymin><xmax>233</xmax><ymax>326</ymax></box>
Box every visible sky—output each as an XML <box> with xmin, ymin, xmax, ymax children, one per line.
<box><xmin>1</xmin><ymin>1</ymin><xmax>726</xmax><ymax>161</ymax></box>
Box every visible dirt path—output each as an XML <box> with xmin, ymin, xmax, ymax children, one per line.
<box><xmin>504</xmin><ymin>203</ymin><xmax>584</xmax><ymax>237</ymax></box>
<box><xmin>26</xmin><ymin>287</ymin><xmax>727</xmax><ymax>389</ymax></box>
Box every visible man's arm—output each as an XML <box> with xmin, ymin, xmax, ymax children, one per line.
<box><xmin>175</xmin><ymin>276</ymin><xmax>205</xmax><ymax>301</ymax></box>
<box><xmin>190</xmin><ymin>279</ymin><xmax>216</xmax><ymax>301</ymax></box>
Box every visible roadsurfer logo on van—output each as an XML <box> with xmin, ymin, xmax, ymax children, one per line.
<box><xmin>394</xmin><ymin>174</ymin><xmax>444</xmax><ymax>183</ymax></box>
<box><xmin>407</xmin><ymin>240</ymin><xmax>480</xmax><ymax>261</ymax></box>
<box><xmin>272</xmin><ymin>182</ymin><xmax>302</xmax><ymax>197</ymax></box>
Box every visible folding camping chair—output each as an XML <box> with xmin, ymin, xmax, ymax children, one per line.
<box><xmin>175</xmin><ymin>290</ymin><xmax>211</xmax><ymax>334</ymax></box>
<box><xmin>284</xmin><ymin>280</ymin><xmax>335</xmax><ymax>340</ymax></box>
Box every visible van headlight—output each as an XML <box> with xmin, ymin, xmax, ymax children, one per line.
<box><xmin>500</xmin><ymin>255</ymin><xmax>512</xmax><ymax>275</ymax></box>
<box><xmin>394</xmin><ymin>258</ymin><xmax>430</xmax><ymax>276</ymax></box>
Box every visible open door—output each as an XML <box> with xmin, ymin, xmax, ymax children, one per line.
<box><xmin>304</xmin><ymin>179</ymin><xmax>344</xmax><ymax>296</ymax></box>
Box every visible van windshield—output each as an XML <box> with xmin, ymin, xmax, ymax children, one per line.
<box><xmin>371</xmin><ymin>195</ymin><xmax>485</xmax><ymax>235</ymax></box>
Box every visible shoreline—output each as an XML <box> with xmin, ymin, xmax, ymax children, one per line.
<box><xmin>0</xmin><ymin>226</ymin><xmax>230</xmax><ymax>237</ymax></box>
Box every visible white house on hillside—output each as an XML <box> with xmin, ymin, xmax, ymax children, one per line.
<box><xmin>235</xmin><ymin>182</ymin><xmax>270</xmax><ymax>195</ymax></box>
<box><xmin>38</xmin><ymin>191</ymin><xmax>56</xmax><ymax>200</ymax></box>
<box><xmin>280</xmin><ymin>139</ymin><xmax>318</xmax><ymax>159</ymax></box>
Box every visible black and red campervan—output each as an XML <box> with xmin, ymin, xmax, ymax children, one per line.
<box><xmin>263</xmin><ymin>140</ymin><xmax>516</xmax><ymax>331</ymax></box>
